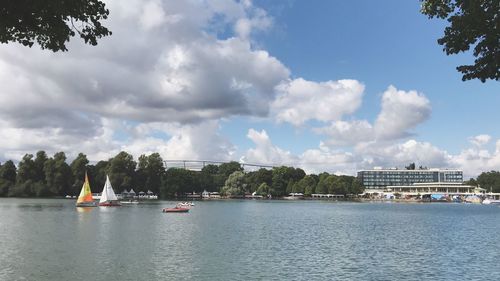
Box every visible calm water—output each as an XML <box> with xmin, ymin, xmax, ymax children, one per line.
<box><xmin>1</xmin><ymin>199</ymin><xmax>500</xmax><ymax>280</ymax></box>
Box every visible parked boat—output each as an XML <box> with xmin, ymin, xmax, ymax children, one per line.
<box><xmin>76</xmin><ymin>172</ymin><xmax>97</xmax><ymax>207</ymax></box>
<box><xmin>99</xmin><ymin>175</ymin><xmax>121</xmax><ymax>206</ymax></box>
<box><xmin>482</xmin><ymin>198</ymin><xmax>500</xmax><ymax>205</ymax></box>
<box><xmin>162</xmin><ymin>207</ymin><xmax>190</xmax><ymax>213</ymax></box>
<box><xmin>176</xmin><ymin>202</ymin><xmax>194</xmax><ymax>208</ymax></box>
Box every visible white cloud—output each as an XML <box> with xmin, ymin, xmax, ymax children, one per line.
<box><xmin>469</xmin><ymin>134</ymin><xmax>491</xmax><ymax>147</ymax></box>
<box><xmin>314</xmin><ymin>85</ymin><xmax>431</xmax><ymax>146</ymax></box>
<box><xmin>374</xmin><ymin>85</ymin><xmax>431</xmax><ymax>140</ymax></box>
<box><xmin>313</xmin><ymin>120</ymin><xmax>374</xmax><ymax>146</ymax></box>
<box><xmin>242</xmin><ymin>129</ymin><xmax>500</xmax><ymax>178</ymax></box>
<box><xmin>242</xmin><ymin>129</ymin><xmax>296</xmax><ymax>164</ymax></box>
<box><xmin>272</xmin><ymin>78</ymin><xmax>365</xmax><ymax>126</ymax></box>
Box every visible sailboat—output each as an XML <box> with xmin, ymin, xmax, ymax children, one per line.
<box><xmin>76</xmin><ymin>172</ymin><xmax>97</xmax><ymax>207</ymax></box>
<box><xmin>99</xmin><ymin>175</ymin><xmax>121</xmax><ymax>206</ymax></box>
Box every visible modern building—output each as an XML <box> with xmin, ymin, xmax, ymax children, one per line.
<box><xmin>357</xmin><ymin>168</ymin><xmax>463</xmax><ymax>189</ymax></box>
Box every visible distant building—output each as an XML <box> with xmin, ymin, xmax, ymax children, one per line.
<box><xmin>357</xmin><ymin>168</ymin><xmax>463</xmax><ymax>189</ymax></box>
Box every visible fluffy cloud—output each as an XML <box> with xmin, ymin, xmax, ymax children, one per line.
<box><xmin>0</xmin><ymin>0</ymin><xmax>288</xmax><ymax>129</ymax></box>
<box><xmin>315</xmin><ymin>85</ymin><xmax>431</xmax><ymax>146</ymax></box>
<box><xmin>243</xmin><ymin>128</ymin><xmax>500</xmax><ymax>178</ymax></box>
<box><xmin>469</xmin><ymin>134</ymin><xmax>491</xmax><ymax>147</ymax></box>
<box><xmin>0</xmin><ymin>0</ymin><xmax>288</xmax><ymax>163</ymax></box>
<box><xmin>313</xmin><ymin>120</ymin><xmax>373</xmax><ymax>146</ymax></box>
<box><xmin>242</xmin><ymin>129</ymin><xmax>358</xmax><ymax>174</ymax></box>
<box><xmin>242</xmin><ymin>129</ymin><xmax>296</xmax><ymax>165</ymax></box>
<box><xmin>272</xmin><ymin>78</ymin><xmax>365</xmax><ymax>126</ymax></box>
<box><xmin>374</xmin><ymin>85</ymin><xmax>431</xmax><ymax>140</ymax></box>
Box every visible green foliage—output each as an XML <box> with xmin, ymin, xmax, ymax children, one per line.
<box><xmin>477</xmin><ymin>171</ymin><xmax>500</xmax><ymax>192</ymax></box>
<box><xmin>218</xmin><ymin>162</ymin><xmax>243</xmax><ymax>178</ymax></box>
<box><xmin>70</xmin><ymin>153</ymin><xmax>89</xmax><ymax>196</ymax></box>
<box><xmin>9</xmin><ymin>180</ymin><xmax>34</xmax><ymax>197</ymax></box>
<box><xmin>421</xmin><ymin>0</ymin><xmax>499</xmax><ymax>82</ymax></box>
<box><xmin>220</xmin><ymin>171</ymin><xmax>246</xmax><ymax>196</ymax></box>
<box><xmin>0</xmin><ymin>179</ymin><xmax>14</xmax><ymax>197</ymax></box>
<box><xmin>316</xmin><ymin>175</ymin><xmax>335</xmax><ymax>194</ymax></box>
<box><xmin>107</xmin><ymin>151</ymin><xmax>136</xmax><ymax>193</ymax></box>
<box><xmin>200</xmin><ymin>164</ymin><xmax>219</xmax><ymax>192</ymax></box>
<box><xmin>0</xmin><ymin>151</ymin><xmax>364</xmax><ymax>199</ymax></box>
<box><xmin>244</xmin><ymin>168</ymin><xmax>273</xmax><ymax>193</ymax></box>
<box><xmin>0</xmin><ymin>0</ymin><xmax>112</xmax><ymax>52</ymax></box>
<box><xmin>256</xmin><ymin>182</ymin><xmax>270</xmax><ymax>196</ymax></box>
<box><xmin>465</xmin><ymin>178</ymin><xmax>478</xmax><ymax>187</ymax></box>
<box><xmin>160</xmin><ymin>168</ymin><xmax>198</xmax><ymax>199</ymax></box>
<box><xmin>271</xmin><ymin>166</ymin><xmax>305</xmax><ymax>196</ymax></box>
<box><xmin>16</xmin><ymin>154</ymin><xmax>36</xmax><ymax>185</ymax></box>
<box><xmin>350</xmin><ymin>178</ymin><xmax>365</xmax><ymax>195</ymax></box>
<box><xmin>293</xmin><ymin>175</ymin><xmax>316</xmax><ymax>194</ymax></box>
<box><xmin>135</xmin><ymin>153</ymin><xmax>164</xmax><ymax>194</ymax></box>
<box><xmin>88</xmin><ymin>160</ymin><xmax>108</xmax><ymax>193</ymax></box>
<box><xmin>44</xmin><ymin>152</ymin><xmax>73</xmax><ymax>196</ymax></box>
<box><xmin>33</xmin><ymin>151</ymin><xmax>48</xmax><ymax>183</ymax></box>
<box><xmin>405</xmin><ymin>163</ymin><xmax>416</xmax><ymax>170</ymax></box>
<box><xmin>0</xmin><ymin>160</ymin><xmax>17</xmax><ymax>183</ymax></box>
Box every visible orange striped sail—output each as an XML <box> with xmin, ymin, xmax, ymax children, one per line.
<box><xmin>76</xmin><ymin>172</ymin><xmax>94</xmax><ymax>206</ymax></box>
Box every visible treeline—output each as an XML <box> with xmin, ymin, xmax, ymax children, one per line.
<box><xmin>0</xmin><ymin>150</ymin><xmax>364</xmax><ymax>198</ymax></box>
<box><xmin>0</xmin><ymin>151</ymin><xmax>163</xmax><ymax>198</ymax></box>
<box><xmin>466</xmin><ymin>171</ymin><xmax>500</xmax><ymax>192</ymax></box>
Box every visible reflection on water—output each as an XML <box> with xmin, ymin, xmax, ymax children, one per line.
<box><xmin>1</xmin><ymin>198</ymin><xmax>500</xmax><ymax>280</ymax></box>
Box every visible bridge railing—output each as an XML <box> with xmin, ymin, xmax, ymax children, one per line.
<box><xmin>163</xmin><ymin>160</ymin><xmax>275</xmax><ymax>171</ymax></box>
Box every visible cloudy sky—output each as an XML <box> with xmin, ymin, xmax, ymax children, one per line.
<box><xmin>0</xmin><ymin>0</ymin><xmax>499</xmax><ymax>178</ymax></box>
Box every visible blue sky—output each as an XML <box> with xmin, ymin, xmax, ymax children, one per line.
<box><xmin>0</xmin><ymin>0</ymin><xmax>498</xmax><ymax>178</ymax></box>
<box><xmin>249</xmin><ymin>0</ymin><xmax>499</xmax><ymax>154</ymax></box>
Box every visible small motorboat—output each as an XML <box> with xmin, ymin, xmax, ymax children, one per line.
<box><xmin>162</xmin><ymin>207</ymin><xmax>190</xmax><ymax>213</ymax></box>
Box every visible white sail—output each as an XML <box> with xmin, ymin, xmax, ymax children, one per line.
<box><xmin>100</xmin><ymin>175</ymin><xmax>118</xmax><ymax>203</ymax></box>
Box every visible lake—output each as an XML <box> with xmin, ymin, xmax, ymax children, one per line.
<box><xmin>1</xmin><ymin>198</ymin><xmax>500</xmax><ymax>280</ymax></box>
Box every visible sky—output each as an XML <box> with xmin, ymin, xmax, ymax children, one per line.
<box><xmin>0</xmin><ymin>0</ymin><xmax>499</xmax><ymax>178</ymax></box>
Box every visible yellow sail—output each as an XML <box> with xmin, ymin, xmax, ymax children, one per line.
<box><xmin>76</xmin><ymin>172</ymin><xmax>93</xmax><ymax>204</ymax></box>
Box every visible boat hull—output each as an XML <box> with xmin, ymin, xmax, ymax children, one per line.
<box><xmin>162</xmin><ymin>207</ymin><xmax>189</xmax><ymax>213</ymax></box>
<box><xmin>76</xmin><ymin>201</ymin><xmax>97</xmax><ymax>207</ymax></box>
<box><xmin>99</xmin><ymin>201</ymin><xmax>122</xmax><ymax>207</ymax></box>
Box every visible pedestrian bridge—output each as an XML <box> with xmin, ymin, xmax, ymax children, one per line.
<box><xmin>163</xmin><ymin>160</ymin><xmax>275</xmax><ymax>171</ymax></box>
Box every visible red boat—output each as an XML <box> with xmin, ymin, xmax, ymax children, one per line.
<box><xmin>162</xmin><ymin>207</ymin><xmax>190</xmax><ymax>213</ymax></box>
<box><xmin>99</xmin><ymin>201</ymin><xmax>122</xmax><ymax>207</ymax></box>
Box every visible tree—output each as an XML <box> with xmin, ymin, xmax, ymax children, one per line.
<box><xmin>200</xmin><ymin>164</ymin><xmax>219</xmax><ymax>192</ymax></box>
<box><xmin>88</xmin><ymin>160</ymin><xmax>108</xmax><ymax>193</ymax></box>
<box><xmin>350</xmin><ymin>178</ymin><xmax>365</xmax><ymax>195</ymax></box>
<box><xmin>256</xmin><ymin>182</ymin><xmax>270</xmax><ymax>196</ymax></box>
<box><xmin>332</xmin><ymin>176</ymin><xmax>350</xmax><ymax>195</ymax></box>
<box><xmin>293</xmin><ymin>175</ymin><xmax>316</xmax><ymax>195</ymax></box>
<box><xmin>405</xmin><ymin>163</ymin><xmax>416</xmax><ymax>170</ymax></box>
<box><xmin>70</xmin><ymin>153</ymin><xmax>89</xmax><ymax>196</ymax></box>
<box><xmin>243</xmin><ymin>168</ymin><xmax>272</xmax><ymax>193</ymax></box>
<box><xmin>421</xmin><ymin>0</ymin><xmax>499</xmax><ymax>82</ymax></box>
<box><xmin>0</xmin><ymin>160</ymin><xmax>16</xmax><ymax>196</ymax></box>
<box><xmin>136</xmin><ymin>153</ymin><xmax>165</xmax><ymax>194</ymax></box>
<box><xmin>0</xmin><ymin>0</ymin><xmax>112</xmax><ymax>52</ymax></box>
<box><xmin>16</xmin><ymin>154</ymin><xmax>35</xmax><ymax>184</ymax></box>
<box><xmin>477</xmin><ymin>170</ymin><xmax>500</xmax><ymax>192</ymax></box>
<box><xmin>465</xmin><ymin>177</ymin><xmax>478</xmax><ymax>187</ymax></box>
<box><xmin>315</xmin><ymin>176</ymin><xmax>330</xmax><ymax>194</ymax></box>
<box><xmin>0</xmin><ymin>160</ymin><xmax>16</xmax><ymax>183</ymax></box>
<box><xmin>220</xmin><ymin>171</ymin><xmax>246</xmax><ymax>196</ymax></box>
<box><xmin>107</xmin><ymin>151</ymin><xmax>136</xmax><ymax>193</ymax></box>
<box><xmin>44</xmin><ymin>152</ymin><xmax>73</xmax><ymax>196</ymax></box>
<box><xmin>160</xmin><ymin>168</ymin><xmax>195</xmax><ymax>199</ymax></box>
<box><xmin>33</xmin><ymin>151</ymin><xmax>48</xmax><ymax>183</ymax></box>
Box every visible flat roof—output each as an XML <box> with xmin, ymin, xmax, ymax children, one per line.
<box><xmin>358</xmin><ymin>169</ymin><xmax>462</xmax><ymax>172</ymax></box>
